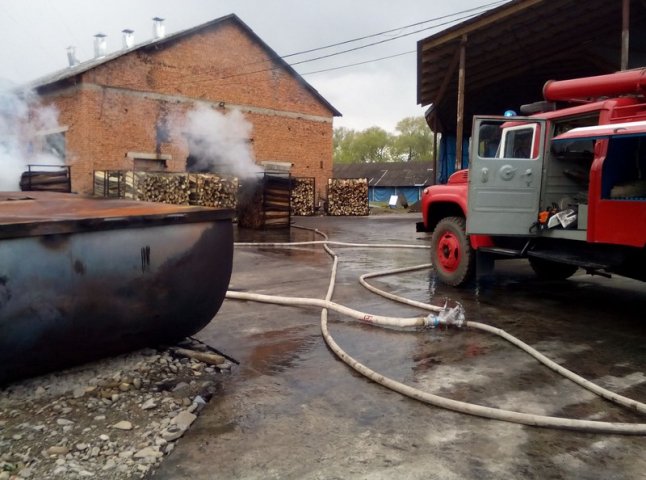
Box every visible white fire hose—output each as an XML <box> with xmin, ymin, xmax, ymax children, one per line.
<box><xmin>228</xmin><ymin>229</ymin><xmax>646</xmax><ymax>434</ymax></box>
<box><xmin>225</xmin><ymin>290</ymin><xmax>457</xmax><ymax>329</ymax></box>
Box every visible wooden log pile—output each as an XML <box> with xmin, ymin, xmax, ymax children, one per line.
<box><xmin>20</xmin><ymin>168</ymin><xmax>71</xmax><ymax>193</ymax></box>
<box><xmin>188</xmin><ymin>173</ymin><xmax>238</xmax><ymax>209</ymax></box>
<box><xmin>93</xmin><ymin>170</ymin><xmax>238</xmax><ymax>209</ymax></box>
<box><xmin>237</xmin><ymin>181</ymin><xmax>264</xmax><ymax>229</ymax></box>
<box><xmin>327</xmin><ymin>178</ymin><xmax>369</xmax><ymax>216</ymax></box>
<box><xmin>131</xmin><ymin>172</ymin><xmax>190</xmax><ymax>205</ymax></box>
<box><xmin>290</xmin><ymin>177</ymin><xmax>315</xmax><ymax>216</ymax></box>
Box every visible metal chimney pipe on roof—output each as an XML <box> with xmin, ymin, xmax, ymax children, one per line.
<box><xmin>94</xmin><ymin>33</ymin><xmax>107</xmax><ymax>58</ymax></box>
<box><xmin>122</xmin><ymin>29</ymin><xmax>135</xmax><ymax>49</ymax></box>
<box><xmin>152</xmin><ymin>17</ymin><xmax>165</xmax><ymax>39</ymax></box>
<box><xmin>67</xmin><ymin>46</ymin><xmax>80</xmax><ymax>67</ymax></box>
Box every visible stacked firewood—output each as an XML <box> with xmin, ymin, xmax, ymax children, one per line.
<box><xmin>188</xmin><ymin>173</ymin><xmax>239</xmax><ymax>209</ymax></box>
<box><xmin>132</xmin><ymin>172</ymin><xmax>190</xmax><ymax>205</ymax></box>
<box><xmin>237</xmin><ymin>181</ymin><xmax>264</xmax><ymax>229</ymax></box>
<box><xmin>93</xmin><ymin>171</ymin><xmax>238</xmax><ymax>209</ymax></box>
<box><xmin>290</xmin><ymin>177</ymin><xmax>315</xmax><ymax>216</ymax></box>
<box><xmin>20</xmin><ymin>168</ymin><xmax>71</xmax><ymax>193</ymax></box>
<box><xmin>327</xmin><ymin>178</ymin><xmax>369</xmax><ymax>216</ymax></box>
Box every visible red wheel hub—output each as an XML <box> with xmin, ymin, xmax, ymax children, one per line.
<box><xmin>436</xmin><ymin>230</ymin><xmax>461</xmax><ymax>272</ymax></box>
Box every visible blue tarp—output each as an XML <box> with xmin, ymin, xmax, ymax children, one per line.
<box><xmin>438</xmin><ymin>135</ymin><xmax>469</xmax><ymax>184</ymax></box>
<box><xmin>370</xmin><ymin>187</ymin><xmax>422</xmax><ymax>205</ymax></box>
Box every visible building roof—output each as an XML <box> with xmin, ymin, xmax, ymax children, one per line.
<box><xmin>333</xmin><ymin>162</ymin><xmax>434</xmax><ymax>187</ymax></box>
<box><xmin>417</xmin><ymin>0</ymin><xmax>646</xmax><ymax>134</ymax></box>
<box><xmin>29</xmin><ymin>14</ymin><xmax>341</xmax><ymax>117</ymax></box>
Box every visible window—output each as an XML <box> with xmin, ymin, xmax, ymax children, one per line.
<box><xmin>500</xmin><ymin>125</ymin><xmax>536</xmax><ymax>159</ymax></box>
<box><xmin>133</xmin><ymin>158</ymin><xmax>167</xmax><ymax>171</ymax></box>
<box><xmin>477</xmin><ymin>124</ymin><xmax>502</xmax><ymax>158</ymax></box>
<box><xmin>127</xmin><ymin>152</ymin><xmax>170</xmax><ymax>172</ymax></box>
<box><xmin>553</xmin><ymin>114</ymin><xmax>600</xmax><ymax>137</ymax></box>
<box><xmin>29</xmin><ymin>128</ymin><xmax>67</xmax><ymax>163</ymax></box>
<box><xmin>43</xmin><ymin>132</ymin><xmax>65</xmax><ymax>160</ymax></box>
<box><xmin>603</xmin><ymin>135</ymin><xmax>646</xmax><ymax>200</ymax></box>
<box><xmin>477</xmin><ymin>121</ymin><xmax>538</xmax><ymax>159</ymax></box>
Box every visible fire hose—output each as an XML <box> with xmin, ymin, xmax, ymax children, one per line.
<box><xmin>227</xmin><ymin>230</ymin><xmax>646</xmax><ymax>435</ymax></box>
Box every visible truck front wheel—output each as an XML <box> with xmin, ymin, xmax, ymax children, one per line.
<box><xmin>430</xmin><ymin>216</ymin><xmax>474</xmax><ymax>286</ymax></box>
<box><xmin>528</xmin><ymin>257</ymin><xmax>578</xmax><ymax>280</ymax></box>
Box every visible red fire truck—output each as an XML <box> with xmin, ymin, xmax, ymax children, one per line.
<box><xmin>417</xmin><ymin>69</ymin><xmax>646</xmax><ymax>286</ymax></box>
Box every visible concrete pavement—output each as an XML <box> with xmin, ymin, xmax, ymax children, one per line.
<box><xmin>151</xmin><ymin>213</ymin><xmax>646</xmax><ymax>480</ymax></box>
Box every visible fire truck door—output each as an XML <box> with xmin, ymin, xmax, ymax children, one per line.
<box><xmin>467</xmin><ymin>116</ymin><xmax>546</xmax><ymax>236</ymax></box>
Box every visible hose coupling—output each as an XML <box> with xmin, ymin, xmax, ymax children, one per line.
<box><xmin>437</xmin><ymin>304</ymin><xmax>465</xmax><ymax>328</ymax></box>
<box><xmin>424</xmin><ymin>314</ymin><xmax>441</xmax><ymax>328</ymax></box>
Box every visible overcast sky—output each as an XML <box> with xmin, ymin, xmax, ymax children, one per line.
<box><xmin>0</xmin><ymin>0</ymin><xmax>508</xmax><ymax>133</ymax></box>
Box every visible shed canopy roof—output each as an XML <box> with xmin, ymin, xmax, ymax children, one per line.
<box><xmin>417</xmin><ymin>0</ymin><xmax>646</xmax><ymax>134</ymax></box>
<box><xmin>334</xmin><ymin>162</ymin><xmax>434</xmax><ymax>187</ymax></box>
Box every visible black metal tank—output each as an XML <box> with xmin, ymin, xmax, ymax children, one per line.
<box><xmin>0</xmin><ymin>192</ymin><xmax>234</xmax><ymax>384</ymax></box>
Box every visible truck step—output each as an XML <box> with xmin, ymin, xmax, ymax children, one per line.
<box><xmin>478</xmin><ymin>247</ymin><xmax>524</xmax><ymax>257</ymax></box>
<box><xmin>527</xmin><ymin>250</ymin><xmax>610</xmax><ymax>270</ymax></box>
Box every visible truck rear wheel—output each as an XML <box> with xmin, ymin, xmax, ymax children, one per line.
<box><xmin>528</xmin><ymin>256</ymin><xmax>578</xmax><ymax>280</ymax></box>
<box><xmin>430</xmin><ymin>216</ymin><xmax>474</xmax><ymax>286</ymax></box>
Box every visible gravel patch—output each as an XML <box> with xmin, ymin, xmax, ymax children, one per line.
<box><xmin>0</xmin><ymin>339</ymin><xmax>234</xmax><ymax>479</ymax></box>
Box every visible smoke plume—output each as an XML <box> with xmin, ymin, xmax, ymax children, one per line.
<box><xmin>0</xmin><ymin>87</ymin><xmax>63</xmax><ymax>191</ymax></box>
<box><xmin>172</xmin><ymin>105</ymin><xmax>262</xmax><ymax>179</ymax></box>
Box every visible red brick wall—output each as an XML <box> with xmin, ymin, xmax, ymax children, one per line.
<box><xmin>39</xmin><ymin>17</ymin><xmax>336</xmax><ymax>199</ymax></box>
<box><xmin>249</xmin><ymin>113</ymin><xmax>332</xmax><ymax>203</ymax></box>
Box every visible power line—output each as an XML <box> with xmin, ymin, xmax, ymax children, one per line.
<box><xmin>221</xmin><ymin>10</ymin><xmax>485</xmax><ymax>80</ymax></box>
<box><xmin>290</xmin><ymin>12</ymin><xmax>480</xmax><ymax>66</ymax></box>
<box><xmin>166</xmin><ymin>48</ymin><xmax>415</xmax><ymax>89</ymax></box>
<box><xmin>216</xmin><ymin>0</ymin><xmax>509</xmax><ymax>81</ymax></box>
<box><xmin>114</xmin><ymin>1</ymin><xmax>508</xmax><ymax>90</ymax></box>
<box><xmin>300</xmin><ymin>50</ymin><xmax>416</xmax><ymax>76</ymax></box>
<box><xmin>189</xmin><ymin>48</ymin><xmax>415</xmax><ymax>89</ymax></box>
<box><xmin>281</xmin><ymin>0</ymin><xmax>508</xmax><ymax>59</ymax></box>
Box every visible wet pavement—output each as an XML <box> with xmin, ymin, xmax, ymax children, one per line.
<box><xmin>152</xmin><ymin>213</ymin><xmax>646</xmax><ymax>480</ymax></box>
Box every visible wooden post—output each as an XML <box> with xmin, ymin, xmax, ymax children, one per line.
<box><xmin>621</xmin><ymin>0</ymin><xmax>630</xmax><ymax>70</ymax></box>
<box><xmin>455</xmin><ymin>35</ymin><xmax>467</xmax><ymax>171</ymax></box>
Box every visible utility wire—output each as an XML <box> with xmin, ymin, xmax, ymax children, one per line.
<box><xmin>289</xmin><ymin>12</ymin><xmax>477</xmax><ymax>66</ymax></box>
<box><xmin>221</xmin><ymin>10</ymin><xmax>485</xmax><ymax>80</ymax></box>
<box><xmin>162</xmin><ymin>49</ymin><xmax>415</xmax><ymax>88</ymax></box>
<box><xmin>216</xmin><ymin>0</ymin><xmax>508</xmax><ymax>81</ymax></box>
<box><xmin>200</xmin><ymin>0</ymin><xmax>508</xmax><ymax>80</ymax></box>
<box><xmin>112</xmin><ymin>1</ymin><xmax>508</xmax><ymax>90</ymax></box>
<box><xmin>300</xmin><ymin>50</ymin><xmax>416</xmax><ymax>76</ymax></box>
<box><xmin>281</xmin><ymin>0</ymin><xmax>508</xmax><ymax>59</ymax></box>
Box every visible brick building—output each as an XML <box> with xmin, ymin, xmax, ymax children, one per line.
<box><xmin>30</xmin><ymin>15</ymin><xmax>340</xmax><ymax>200</ymax></box>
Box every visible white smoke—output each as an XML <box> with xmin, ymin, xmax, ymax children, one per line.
<box><xmin>0</xmin><ymin>87</ymin><xmax>63</xmax><ymax>191</ymax></box>
<box><xmin>172</xmin><ymin>105</ymin><xmax>262</xmax><ymax>179</ymax></box>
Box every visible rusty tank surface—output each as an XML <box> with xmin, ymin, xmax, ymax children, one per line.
<box><xmin>0</xmin><ymin>191</ymin><xmax>234</xmax><ymax>385</ymax></box>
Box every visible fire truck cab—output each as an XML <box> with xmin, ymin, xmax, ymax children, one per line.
<box><xmin>417</xmin><ymin>69</ymin><xmax>646</xmax><ymax>286</ymax></box>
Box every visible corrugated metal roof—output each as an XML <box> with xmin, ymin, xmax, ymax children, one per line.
<box><xmin>333</xmin><ymin>162</ymin><xmax>434</xmax><ymax>187</ymax></box>
<box><xmin>28</xmin><ymin>14</ymin><xmax>341</xmax><ymax>117</ymax></box>
<box><xmin>417</xmin><ymin>0</ymin><xmax>646</xmax><ymax>134</ymax></box>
